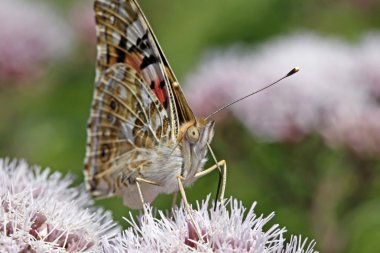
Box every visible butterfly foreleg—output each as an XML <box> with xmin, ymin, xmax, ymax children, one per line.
<box><xmin>136</xmin><ymin>177</ymin><xmax>161</xmax><ymax>186</ymax></box>
<box><xmin>195</xmin><ymin>160</ymin><xmax>227</xmax><ymax>204</ymax></box>
<box><xmin>177</xmin><ymin>176</ymin><xmax>204</xmax><ymax>242</ymax></box>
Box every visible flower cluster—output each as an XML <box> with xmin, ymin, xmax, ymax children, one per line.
<box><xmin>0</xmin><ymin>158</ymin><xmax>118</xmax><ymax>252</ymax></box>
<box><xmin>0</xmin><ymin>158</ymin><xmax>318</xmax><ymax>252</ymax></box>
<box><xmin>103</xmin><ymin>197</ymin><xmax>317</xmax><ymax>253</ymax></box>
<box><xmin>185</xmin><ymin>32</ymin><xmax>380</xmax><ymax>155</ymax></box>
<box><xmin>0</xmin><ymin>0</ymin><xmax>73</xmax><ymax>82</ymax></box>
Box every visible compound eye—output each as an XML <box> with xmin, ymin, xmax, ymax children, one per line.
<box><xmin>186</xmin><ymin>126</ymin><xmax>200</xmax><ymax>143</ymax></box>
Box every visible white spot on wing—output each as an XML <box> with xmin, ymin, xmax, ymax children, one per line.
<box><xmin>119</xmin><ymin>8</ymin><xmax>129</xmax><ymax>19</ymax></box>
<box><xmin>126</xmin><ymin>25</ymin><xmax>138</xmax><ymax>48</ymax></box>
<box><xmin>134</xmin><ymin>19</ymin><xmax>145</xmax><ymax>35</ymax></box>
<box><xmin>140</xmin><ymin>87</ymin><xmax>150</xmax><ymax>108</ymax></box>
<box><xmin>112</xmin><ymin>31</ymin><xmax>121</xmax><ymax>45</ymax></box>
<box><xmin>119</xmin><ymin>86</ymin><xmax>127</xmax><ymax>99</ymax></box>
<box><xmin>121</xmin><ymin>120</ymin><xmax>135</xmax><ymax>142</ymax></box>
<box><xmin>105</xmin><ymin>79</ymin><xmax>113</xmax><ymax>90</ymax></box>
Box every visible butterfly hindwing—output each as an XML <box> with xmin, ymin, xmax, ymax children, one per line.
<box><xmin>85</xmin><ymin>64</ymin><xmax>170</xmax><ymax>197</ymax></box>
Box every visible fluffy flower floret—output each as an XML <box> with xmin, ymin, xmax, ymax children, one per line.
<box><xmin>0</xmin><ymin>158</ymin><xmax>118</xmax><ymax>252</ymax></box>
<box><xmin>103</xmin><ymin>196</ymin><xmax>318</xmax><ymax>253</ymax></box>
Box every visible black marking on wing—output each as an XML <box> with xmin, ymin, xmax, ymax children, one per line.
<box><xmin>117</xmin><ymin>36</ymin><xmax>128</xmax><ymax>63</ymax></box>
<box><xmin>159</xmin><ymin>80</ymin><xmax>165</xmax><ymax>89</ymax></box>
<box><xmin>140</xmin><ymin>55</ymin><xmax>158</xmax><ymax>69</ymax></box>
<box><xmin>129</xmin><ymin>32</ymin><xmax>150</xmax><ymax>53</ymax></box>
<box><xmin>136</xmin><ymin>32</ymin><xmax>150</xmax><ymax>50</ymax></box>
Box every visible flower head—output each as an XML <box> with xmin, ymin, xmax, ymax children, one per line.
<box><xmin>103</xmin><ymin>196</ymin><xmax>318</xmax><ymax>253</ymax></box>
<box><xmin>0</xmin><ymin>158</ymin><xmax>118</xmax><ymax>252</ymax></box>
<box><xmin>0</xmin><ymin>0</ymin><xmax>73</xmax><ymax>82</ymax></box>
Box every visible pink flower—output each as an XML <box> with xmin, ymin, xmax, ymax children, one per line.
<box><xmin>0</xmin><ymin>157</ymin><xmax>318</xmax><ymax>252</ymax></box>
<box><xmin>70</xmin><ymin>0</ymin><xmax>97</xmax><ymax>46</ymax></box>
<box><xmin>0</xmin><ymin>0</ymin><xmax>73</xmax><ymax>82</ymax></box>
<box><xmin>185</xmin><ymin>32</ymin><xmax>380</xmax><ymax>154</ymax></box>
<box><xmin>0</xmin><ymin>158</ymin><xmax>118</xmax><ymax>252</ymax></box>
<box><xmin>357</xmin><ymin>33</ymin><xmax>380</xmax><ymax>99</ymax></box>
<box><xmin>103</xmin><ymin>196</ymin><xmax>318</xmax><ymax>252</ymax></box>
<box><xmin>322</xmin><ymin>106</ymin><xmax>380</xmax><ymax>156</ymax></box>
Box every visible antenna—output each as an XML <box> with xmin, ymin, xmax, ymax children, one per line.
<box><xmin>205</xmin><ymin>67</ymin><xmax>300</xmax><ymax>120</ymax></box>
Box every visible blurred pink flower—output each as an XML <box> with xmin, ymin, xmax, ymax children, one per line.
<box><xmin>357</xmin><ymin>33</ymin><xmax>380</xmax><ymax>99</ymax></box>
<box><xmin>184</xmin><ymin>32</ymin><xmax>380</xmax><ymax>154</ymax></box>
<box><xmin>0</xmin><ymin>0</ymin><xmax>73</xmax><ymax>82</ymax></box>
<box><xmin>70</xmin><ymin>0</ymin><xmax>97</xmax><ymax>46</ymax></box>
<box><xmin>322</xmin><ymin>106</ymin><xmax>380</xmax><ymax>156</ymax></box>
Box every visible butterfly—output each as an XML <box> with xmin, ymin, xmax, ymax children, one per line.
<box><xmin>84</xmin><ymin>0</ymin><xmax>227</xmax><ymax>231</ymax></box>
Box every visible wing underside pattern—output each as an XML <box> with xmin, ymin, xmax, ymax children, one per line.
<box><xmin>85</xmin><ymin>0</ymin><xmax>196</xmax><ymax>203</ymax></box>
<box><xmin>85</xmin><ymin>64</ymin><xmax>169</xmax><ymax>197</ymax></box>
<box><xmin>94</xmin><ymin>0</ymin><xmax>180</xmax><ymax>131</ymax></box>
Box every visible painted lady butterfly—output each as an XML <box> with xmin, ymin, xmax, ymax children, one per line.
<box><xmin>84</xmin><ymin>0</ymin><xmax>226</xmax><ymax>234</ymax></box>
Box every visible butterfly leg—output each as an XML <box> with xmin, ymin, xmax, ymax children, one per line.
<box><xmin>195</xmin><ymin>160</ymin><xmax>227</xmax><ymax>203</ymax></box>
<box><xmin>169</xmin><ymin>191</ymin><xmax>179</xmax><ymax>218</ymax></box>
<box><xmin>177</xmin><ymin>176</ymin><xmax>204</xmax><ymax>242</ymax></box>
<box><xmin>171</xmin><ymin>191</ymin><xmax>178</xmax><ymax>208</ymax></box>
<box><xmin>135</xmin><ymin>177</ymin><xmax>160</xmax><ymax>214</ymax></box>
<box><xmin>135</xmin><ymin>180</ymin><xmax>146</xmax><ymax>214</ymax></box>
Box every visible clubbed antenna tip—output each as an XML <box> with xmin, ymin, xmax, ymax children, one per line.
<box><xmin>286</xmin><ymin>67</ymin><xmax>300</xmax><ymax>77</ymax></box>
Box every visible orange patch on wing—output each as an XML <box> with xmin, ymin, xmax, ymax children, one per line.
<box><xmin>152</xmin><ymin>79</ymin><xmax>166</xmax><ymax>106</ymax></box>
<box><xmin>126</xmin><ymin>52</ymin><xmax>143</xmax><ymax>73</ymax></box>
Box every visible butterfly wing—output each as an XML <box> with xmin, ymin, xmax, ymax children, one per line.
<box><xmin>94</xmin><ymin>0</ymin><xmax>195</xmax><ymax>130</ymax></box>
<box><xmin>85</xmin><ymin>64</ymin><xmax>169</xmax><ymax>204</ymax></box>
<box><xmin>85</xmin><ymin>0</ymin><xmax>195</xmax><ymax>207</ymax></box>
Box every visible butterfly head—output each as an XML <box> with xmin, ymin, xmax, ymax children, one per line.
<box><xmin>180</xmin><ymin>118</ymin><xmax>215</xmax><ymax>155</ymax></box>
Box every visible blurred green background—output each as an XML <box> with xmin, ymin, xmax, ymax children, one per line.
<box><xmin>1</xmin><ymin>0</ymin><xmax>380</xmax><ymax>252</ymax></box>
